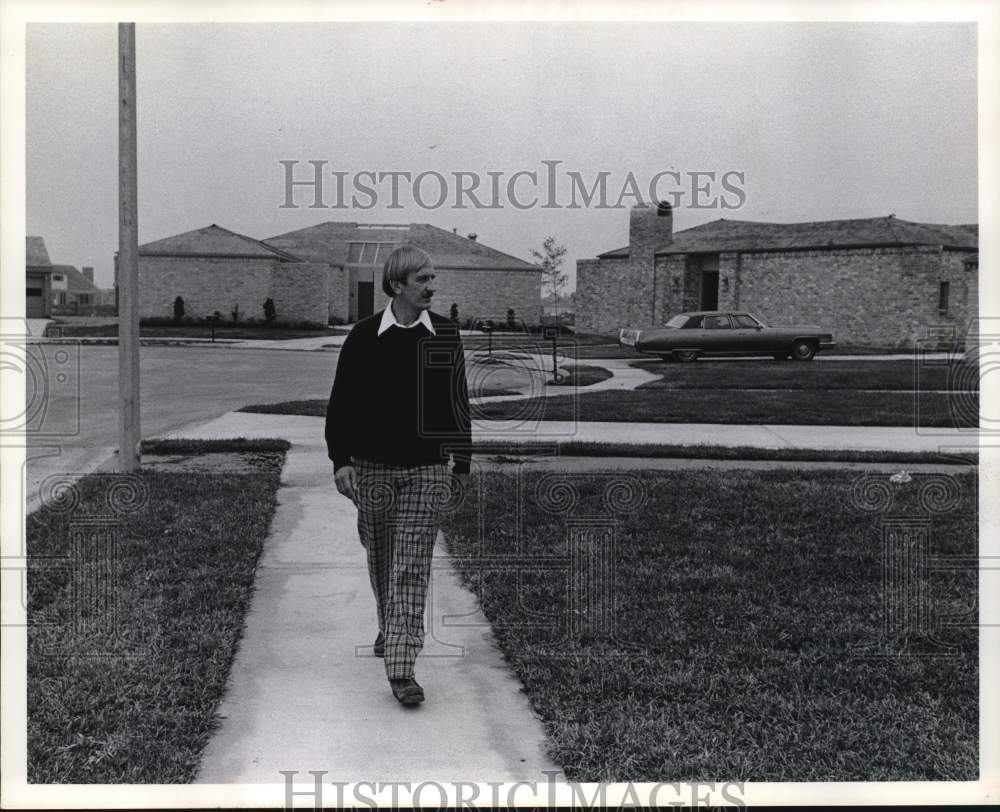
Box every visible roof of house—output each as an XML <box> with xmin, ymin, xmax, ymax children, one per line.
<box><xmin>51</xmin><ymin>264</ymin><xmax>100</xmax><ymax>292</ymax></box>
<box><xmin>27</xmin><ymin>235</ymin><xmax>52</xmax><ymax>268</ymax></box>
<box><xmin>597</xmin><ymin>215</ymin><xmax>979</xmax><ymax>258</ymax></box>
<box><xmin>138</xmin><ymin>224</ymin><xmax>302</xmax><ymax>261</ymax></box>
<box><xmin>264</xmin><ymin>222</ymin><xmax>538</xmax><ymax>271</ymax></box>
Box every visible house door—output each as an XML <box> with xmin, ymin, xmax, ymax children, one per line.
<box><xmin>700</xmin><ymin>271</ymin><xmax>719</xmax><ymax>310</ymax></box>
<box><xmin>357</xmin><ymin>281</ymin><xmax>374</xmax><ymax>319</ymax></box>
<box><xmin>26</xmin><ymin>286</ymin><xmax>45</xmax><ymax>317</ymax></box>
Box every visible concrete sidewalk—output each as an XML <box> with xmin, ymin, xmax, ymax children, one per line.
<box><xmin>163</xmin><ymin>414</ymin><xmax>561</xmax><ymax>783</ymax></box>
<box><xmin>165</xmin><ymin>409</ymin><xmax>979</xmax><ymax>455</ymax></box>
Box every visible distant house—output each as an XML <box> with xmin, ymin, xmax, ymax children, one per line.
<box><xmin>541</xmin><ymin>292</ymin><xmax>575</xmax><ymax>317</ymax></box>
<box><xmin>577</xmin><ymin>204</ymin><xmax>978</xmax><ymax>348</ymax></box>
<box><xmin>131</xmin><ymin>224</ymin><xmax>330</xmax><ymax>326</ymax></box>
<box><xmin>50</xmin><ymin>264</ymin><xmax>107</xmax><ymax>314</ymax></box>
<box><xmin>265</xmin><ymin>222</ymin><xmax>541</xmax><ymax>324</ymax></box>
<box><xmin>131</xmin><ymin>221</ymin><xmax>541</xmax><ymax>326</ymax></box>
<box><xmin>26</xmin><ymin>236</ymin><xmax>53</xmax><ymax>318</ymax></box>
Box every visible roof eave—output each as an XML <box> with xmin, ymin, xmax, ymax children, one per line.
<box><xmin>434</xmin><ymin>264</ymin><xmax>541</xmax><ymax>272</ymax></box>
<box><xmin>138</xmin><ymin>251</ymin><xmax>302</xmax><ymax>262</ymax></box>
<box><xmin>655</xmin><ymin>240</ymin><xmax>974</xmax><ymax>255</ymax></box>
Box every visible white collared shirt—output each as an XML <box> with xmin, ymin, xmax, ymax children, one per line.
<box><xmin>376</xmin><ymin>303</ymin><xmax>436</xmax><ymax>337</ymax></box>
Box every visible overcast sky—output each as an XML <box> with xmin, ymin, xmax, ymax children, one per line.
<box><xmin>26</xmin><ymin>21</ymin><xmax>977</xmax><ymax>291</ymax></box>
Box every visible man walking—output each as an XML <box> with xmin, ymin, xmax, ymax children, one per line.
<box><xmin>326</xmin><ymin>245</ymin><xmax>471</xmax><ymax>706</ymax></box>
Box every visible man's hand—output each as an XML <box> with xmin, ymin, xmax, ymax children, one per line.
<box><xmin>334</xmin><ymin>464</ymin><xmax>358</xmax><ymax>502</ymax></box>
<box><xmin>452</xmin><ymin>471</ymin><xmax>470</xmax><ymax>497</ymax></box>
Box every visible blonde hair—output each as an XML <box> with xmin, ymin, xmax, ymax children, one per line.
<box><xmin>382</xmin><ymin>244</ymin><xmax>433</xmax><ymax>298</ymax></box>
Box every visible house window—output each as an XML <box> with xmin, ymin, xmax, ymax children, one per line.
<box><xmin>347</xmin><ymin>242</ymin><xmax>397</xmax><ymax>265</ymax></box>
<box><xmin>58</xmin><ymin>292</ymin><xmax>67</xmax><ymax>305</ymax></box>
<box><xmin>78</xmin><ymin>294</ymin><xmax>91</xmax><ymax>305</ymax></box>
<box><xmin>938</xmin><ymin>281</ymin><xmax>950</xmax><ymax>314</ymax></box>
<box><xmin>53</xmin><ymin>274</ymin><xmax>64</xmax><ymax>282</ymax></box>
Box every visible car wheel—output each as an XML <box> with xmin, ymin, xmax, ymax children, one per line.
<box><xmin>674</xmin><ymin>350</ymin><xmax>699</xmax><ymax>363</ymax></box>
<box><xmin>791</xmin><ymin>339</ymin><xmax>816</xmax><ymax>361</ymax></box>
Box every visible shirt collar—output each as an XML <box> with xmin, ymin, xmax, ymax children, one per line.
<box><xmin>377</xmin><ymin>303</ymin><xmax>436</xmax><ymax>337</ymax></box>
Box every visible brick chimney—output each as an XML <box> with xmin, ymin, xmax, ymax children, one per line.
<box><xmin>628</xmin><ymin>201</ymin><xmax>673</xmax><ymax>268</ymax></box>
<box><xmin>82</xmin><ymin>266</ymin><xmax>94</xmax><ymax>283</ymax></box>
<box><xmin>467</xmin><ymin>232</ymin><xmax>478</xmax><ymax>241</ymax></box>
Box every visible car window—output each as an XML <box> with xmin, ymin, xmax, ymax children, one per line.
<box><xmin>732</xmin><ymin>314</ymin><xmax>759</xmax><ymax>328</ymax></box>
<box><xmin>682</xmin><ymin>316</ymin><xmax>703</xmax><ymax>329</ymax></box>
<box><xmin>665</xmin><ymin>314</ymin><xmax>689</xmax><ymax>328</ymax></box>
<box><xmin>704</xmin><ymin>315</ymin><xmax>732</xmax><ymax>329</ymax></box>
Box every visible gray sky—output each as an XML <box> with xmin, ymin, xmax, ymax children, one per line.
<box><xmin>26</xmin><ymin>22</ymin><xmax>977</xmax><ymax>291</ymax></box>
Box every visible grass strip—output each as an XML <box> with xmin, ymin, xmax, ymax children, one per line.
<box><xmin>440</xmin><ymin>469</ymin><xmax>978</xmax><ymax>781</ymax></box>
<box><xmin>632</xmin><ymin>358</ymin><xmax>977</xmax><ymax>392</ymax></box>
<box><xmin>141</xmin><ymin>437</ymin><xmax>291</xmax><ymax>454</ymax></box>
<box><xmin>27</xmin><ymin>439</ymin><xmax>287</xmax><ymax>783</ymax></box>
<box><xmin>474</xmin><ymin>389</ymin><xmax>977</xmax><ymax>428</ymax></box>
<box><xmin>465</xmin><ymin>441</ymin><xmax>977</xmax><ymax>466</ymax></box>
<box><xmin>236</xmin><ymin>393</ymin><xmax>977</xmax><ymax>431</ymax></box>
<box><xmin>547</xmin><ymin>364</ymin><xmax>614</xmax><ymax>387</ymax></box>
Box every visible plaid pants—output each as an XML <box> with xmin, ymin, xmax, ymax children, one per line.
<box><xmin>353</xmin><ymin>458</ymin><xmax>450</xmax><ymax>680</ymax></box>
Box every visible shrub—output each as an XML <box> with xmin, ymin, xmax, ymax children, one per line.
<box><xmin>173</xmin><ymin>296</ymin><xmax>185</xmax><ymax>324</ymax></box>
<box><xmin>230</xmin><ymin>303</ymin><xmax>240</xmax><ymax>324</ymax></box>
<box><xmin>506</xmin><ymin>308</ymin><xmax>516</xmax><ymax>330</ymax></box>
<box><xmin>263</xmin><ymin>298</ymin><xmax>276</xmax><ymax>325</ymax></box>
<box><xmin>450</xmin><ymin>303</ymin><xmax>459</xmax><ymax>324</ymax></box>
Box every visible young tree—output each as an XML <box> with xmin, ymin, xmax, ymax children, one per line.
<box><xmin>172</xmin><ymin>295</ymin><xmax>185</xmax><ymax>324</ymax></box>
<box><xmin>532</xmin><ymin>236</ymin><xmax>568</xmax><ymax>316</ymax></box>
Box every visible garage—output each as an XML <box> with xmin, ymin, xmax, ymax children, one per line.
<box><xmin>26</xmin><ymin>236</ymin><xmax>54</xmax><ymax>319</ymax></box>
<box><xmin>26</xmin><ymin>280</ymin><xmax>46</xmax><ymax>317</ymax></box>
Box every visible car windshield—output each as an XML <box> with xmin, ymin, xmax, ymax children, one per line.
<box><xmin>664</xmin><ymin>315</ymin><xmax>689</xmax><ymax>328</ymax></box>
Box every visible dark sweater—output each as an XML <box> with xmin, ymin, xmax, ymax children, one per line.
<box><xmin>325</xmin><ymin>309</ymin><xmax>472</xmax><ymax>474</ymax></box>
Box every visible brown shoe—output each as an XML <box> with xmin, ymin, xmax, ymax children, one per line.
<box><xmin>390</xmin><ymin>678</ymin><xmax>425</xmax><ymax>705</ymax></box>
<box><xmin>373</xmin><ymin>631</ymin><xmax>384</xmax><ymax>658</ymax></box>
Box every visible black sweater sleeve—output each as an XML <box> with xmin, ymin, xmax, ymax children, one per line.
<box><xmin>325</xmin><ymin>327</ymin><xmax>360</xmax><ymax>470</ymax></box>
<box><xmin>450</xmin><ymin>338</ymin><xmax>472</xmax><ymax>474</ymax></box>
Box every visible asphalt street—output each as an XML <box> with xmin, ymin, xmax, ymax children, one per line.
<box><xmin>19</xmin><ymin>344</ymin><xmax>339</xmax><ymax>512</ymax></box>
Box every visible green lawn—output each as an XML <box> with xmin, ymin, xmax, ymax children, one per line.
<box><xmin>474</xmin><ymin>388</ymin><xmax>977</xmax><ymax>427</ymax></box>
<box><xmin>238</xmin><ymin>386</ymin><xmax>976</xmax><ymax>427</ymax></box>
<box><xmin>26</xmin><ymin>440</ymin><xmax>289</xmax><ymax>783</ymax></box>
<box><xmin>548</xmin><ymin>364</ymin><xmax>615</xmax><ymax>387</ymax></box>
<box><xmin>634</xmin><ymin>358</ymin><xmax>976</xmax><ymax>391</ymax></box>
<box><xmin>440</xmin><ymin>469</ymin><xmax>978</xmax><ymax>781</ymax></box>
<box><xmin>461</xmin><ymin>332</ymin><xmax>632</xmax><ymax>360</ymax></box>
<box><xmin>473</xmin><ymin>441</ymin><xmax>977</xmax><ymax>466</ymax></box>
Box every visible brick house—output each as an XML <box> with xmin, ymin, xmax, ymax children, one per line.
<box><xmin>577</xmin><ymin>204</ymin><xmax>979</xmax><ymax>349</ymax></box>
<box><xmin>26</xmin><ymin>236</ymin><xmax>53</xmax><ymax>318</ymax></box>
<box><xmin>264</xmin><ymin>222</ymin><xmax>541</xmax><ymax>325</ymax></box>
<box><xmin>131</xmin><ymin>224</ymin><xmax>330</xmax><ymax>326</ymax></box>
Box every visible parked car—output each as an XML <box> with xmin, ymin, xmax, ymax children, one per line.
<box><xmin>619</xmin><ymin>310</ymin><xmax>836</xmax><ymax>361</ymax></box>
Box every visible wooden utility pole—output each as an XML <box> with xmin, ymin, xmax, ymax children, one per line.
<box><xmin>117</xmin><ymin>23</ymin><xmax>141</xmax><ymax>471</ymax></box>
